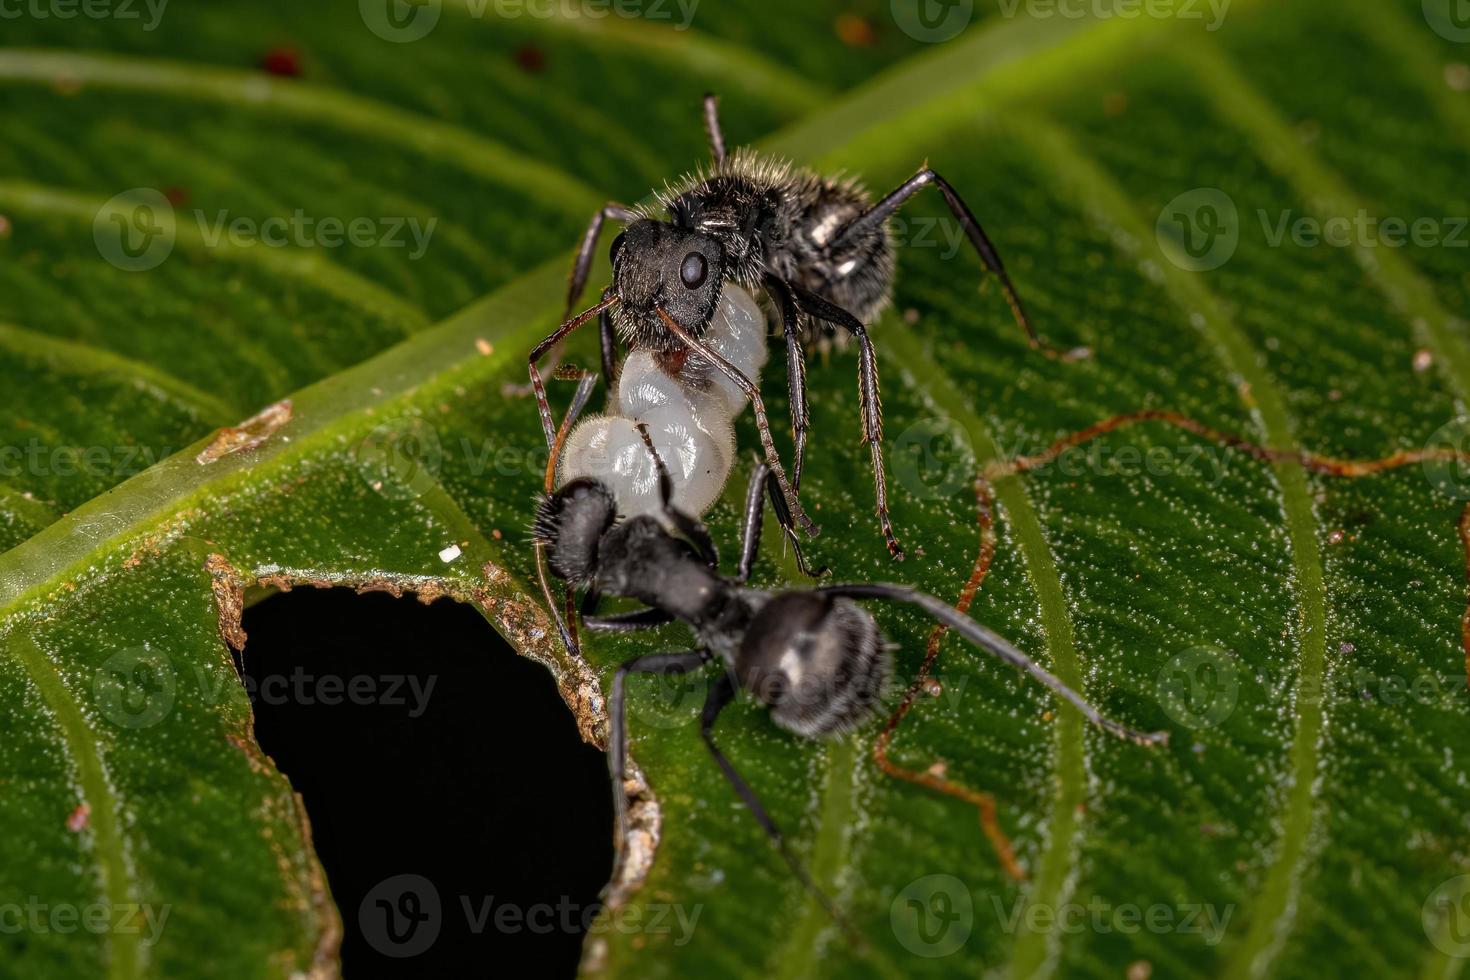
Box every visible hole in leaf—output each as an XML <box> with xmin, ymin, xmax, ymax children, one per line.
<box><xmin>241</xmin><ymin>588</ymin><xmax>612</xmax><ymax>976</ymax></box>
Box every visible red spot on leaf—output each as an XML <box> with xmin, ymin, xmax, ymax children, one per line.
<box><xmin>66</xmin><ymin>803</ymin><xmax>90</xmax><ymax>832</ymax></box>
<box><xmin>514</xmin><ymin>44</ymin><xmax>546</xmax><ymax>73</ymax></box>
<box><xmin>260</xmin><ymin>46</ymin><xmax>302</xmax><ymax>78</ymax></box>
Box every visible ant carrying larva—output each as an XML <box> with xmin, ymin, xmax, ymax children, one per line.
<box><xmin>529</xmin><ymin>377</ymin><xmax>1167</xmax><ymax>933</ymax></box>
<box><xmin>529</xmin><ymin>93</ymin><xmax>1086</xmax><ymax>563</ymax></box>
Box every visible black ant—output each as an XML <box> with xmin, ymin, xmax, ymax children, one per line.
<box><xmin>530</xmin><ymin>94</ymin><xmax>1081</xmax><ymax>562</ymax></box>
<box><xmin>531</xmin><ymin>378</ymin><xmax>1167</xmax><ymax>929</ymax></box>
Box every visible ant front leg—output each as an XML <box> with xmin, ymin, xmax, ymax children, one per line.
<box><xmin>655</xmin><ymin>308</ymin><xmax>819</xmax><ymax>540</ymax></box>
<box><xmin>789</xmin><ymin>284</ymin><xmax>903</xmax><ymax>561</ymax></box>
<box><xmin>737</xmin><ymin>462</ymin><xmax>827</xmax><ymax>582</ymax></box>
<box><xmin>529</xmin><ymin>296</ymin><xmax>618</xmax><ymax>449</ymax></box>
<box><xmin>566</xmin><ymin>203</ymin><xmax>638</xmax><ymax>321</ymax></box>
<box><xmin>585</xmin><ymin>606</ymin><xmax>676</xmax><ymax>633</ymax></box>
<box><xmin>608</xmin><ymin>649</ymin><xmax>711</xmax><ymax>885</ymax></box>
<box><xmin>764</xmin><ymin>275</ymin><xmax>810</xmax><ymax>490</ymax></box>
<box><xmin>598</xmin><ymin>287</ymin><xmax>619</xmax><ymax>386</ymax></box>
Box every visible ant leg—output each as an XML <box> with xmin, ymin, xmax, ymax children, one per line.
<box><xmin>530</xmin><ymin>296</ymin><xmax>618</xmax><ymax>449</ymax></box>
<box><xmin>736</xmin><ymin>462</ymin><xmax>827</xmax><ymax>581</ymax></box>
<box><xmin>535</xmin><ymin>371</ymin><xmax>602</xmax><ymax>658</ymax></box>
<box><xmin>814</xmin><ymin>583</ymin><xmax>1170</xmax><ymax>747</ymax></box>
<box><xmin>585</xmin><ymin>607</ymin><xmax>676</xmax><ymax>633</ymax></box>
<box><xmin>566</xmin><ymin>203</ymin><xmax>637</xmax><ymax>321</ymax></box>
<box><xmin>534</xmin><ymin>539</ymin><xmax>580</xmax><ymax>658</ymax></box>
<box><xmin>633</xmin><ymin>422</ymin><xmax>720</xmax><ymax>568</ymax></box>
<box><xmin>656</xmin><ymin>307</ymin><xmax>819</xmax><ymax>538</ymax></box>
<box><xmin>790</xmin><ymin>285</ymin><xmax>902</xmax><ymax>561</ymax></box>
<box><xmin>598</xmin><ymin>287</ymin><xmax>620</xmax><ymax>387</ymax></box>
<box><xmin>737</xmin><ymin>463</ymin><xmax>767</xmax><ymax>583</ymax></box>
<box><xmin>702</xmin><ymin>92</ymin><xmax>726</xmax><ymax>164</ymax></box>
<box><xmin>609</xmin><ymin>649</ymin><xmax>711</xmax><ymax>885</ymax></box>
<box><xmin>832</xmin><ymin>168</ymin><xmax>1068</xmax><ymax>357</ymax></box>
<box><xmin>766</xmin><ymin>471</ymin><xmax>829</xmax><ymax>578</ymax></box>
<box><xmin>699</xmin><ymin>672</ymin><xmax>857</xmax><ymax>940</ymax></box>
<box><xmin>765</xmin><ymin>275</ymin><xmax>810</xmax><ymax>490</ymax></box>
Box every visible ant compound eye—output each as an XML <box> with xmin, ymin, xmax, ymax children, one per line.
<box><xmin>609</xmin><ymin>232</ymin><xmax>626</xmax><ymax>266</ymax></box>
<box><xmin>680</xmin><ymin>251</ymin><xmax>708</xmax><ymax>289</ymax></box>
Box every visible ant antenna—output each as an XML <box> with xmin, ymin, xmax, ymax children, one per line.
<box><xmin>534</xmin><ymin>370</ymin><xmax>601</xmax><ymax>658</ymax></box>
<box><xmin>530</xmin><ymin>294</ymin><xmax>619</xmax><ymax>449</ymax></box>
<box><xmin>815</xmin><ymin>584</ymin><xmax>1169</xmax><ymax>746</ymax></box>
<box><xmin>544</xmin><ymin>369</ymin><xmax>600</xmax><ymax>495</ymax></box>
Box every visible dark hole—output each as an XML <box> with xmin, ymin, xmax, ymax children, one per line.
<box><xmin>241</xmin><ymin>588</ymin><xmax>612</xmax><ymax>978</ymax></box>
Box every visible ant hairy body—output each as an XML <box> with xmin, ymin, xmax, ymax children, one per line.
<box><xmin>530</xmin><ymin>94</ymin><xmax>1083</xmax><ymax>563</ymax></box>
<box><xmin>530</xmin><ymin>383</ymin><xmax>1167</xmax><ymax>929</ymax></box>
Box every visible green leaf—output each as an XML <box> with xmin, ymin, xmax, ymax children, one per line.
<box><xmin>2</xmin><ymin>1</ymin><xmax>1469</xmax><ymax>978</ymax></box>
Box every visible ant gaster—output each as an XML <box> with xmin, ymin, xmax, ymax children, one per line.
<box><xmin>532</xmin><ymin>381</ymin><xmax>1166</xmax><ymax>929</ymax></box>
<box><xmin>530</xmin><ymin>94</ymin><xmax>1083</xmax><ymax>561</ymax></box>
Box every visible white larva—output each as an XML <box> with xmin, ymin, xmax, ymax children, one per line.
<box><xmin>558</xmin><ymin>283</ymin><xmax>768</xmax><ymax>518</ymax></box>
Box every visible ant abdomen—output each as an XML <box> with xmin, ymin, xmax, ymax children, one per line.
<box><xmin>735</xmin><ymin>592</ymin><xmax>890</xmax><ymax>738</ymax></box>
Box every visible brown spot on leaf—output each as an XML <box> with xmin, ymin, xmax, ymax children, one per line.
<box><xmin>196</xmin><ymin>399</ymin><xmax>293</xmax><ymax>464</ymax></box>
<box><xmin>835</xmin><ymin>13</ymin><xmax>878</xmax><ymax>47</ymax></box>
<box><xmin>206</xmin><ymin>553</ymin><xmax>249</xmax><ymax>652</ymax></box>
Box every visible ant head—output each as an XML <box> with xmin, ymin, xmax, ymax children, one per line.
<box><xmin>610</xmin><ymin>219</ymin><xmax>726</xmax><ymax>350</ymax></box>
<box><xmin>734</xmin><ymin>593</ymin><xmax>890</xmax><ymax>738</ymax></box>
<box><xmin>534</xmin><ymin>478</ymin><xmax>617</xmax><ymax>586</ymax></box>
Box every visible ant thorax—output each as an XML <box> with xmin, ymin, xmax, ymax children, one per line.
<box><xmin>558</xmin><ymin>283</ymin><xmax>769</xmax><ymax>518</ymax></box>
